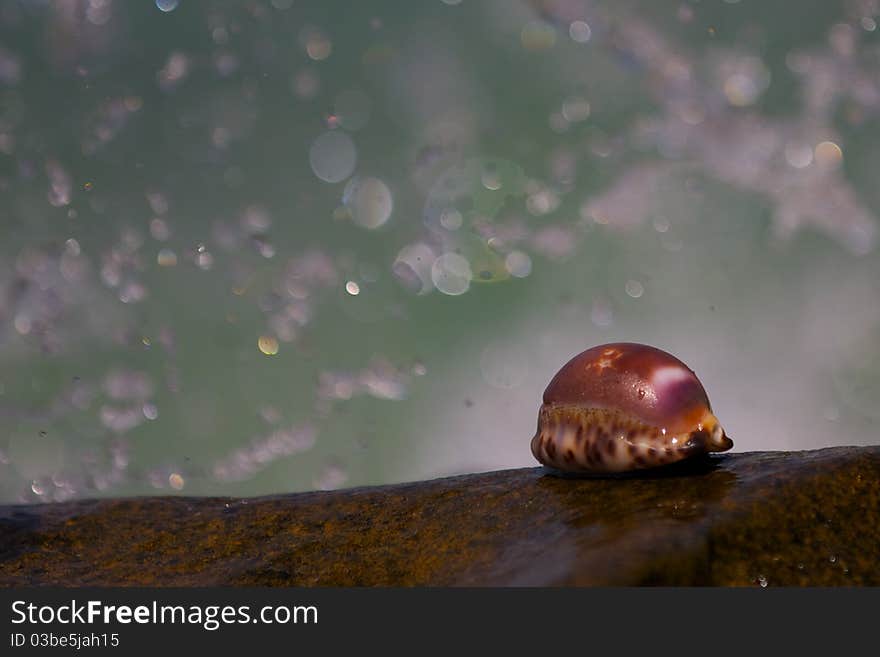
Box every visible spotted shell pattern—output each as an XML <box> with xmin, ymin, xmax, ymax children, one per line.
<box><xmin>531</xmin><ymin>343</ymin><xmax>733</xmax><ymax>473</ymax></box>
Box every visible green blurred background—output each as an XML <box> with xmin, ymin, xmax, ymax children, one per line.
<box><xmin>0</xmin><ymin>0</ymin><xmax>878</xmax><ymax>503</ymax></box>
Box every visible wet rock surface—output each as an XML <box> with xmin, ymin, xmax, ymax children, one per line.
<box><xmin>1</xmin><ymin>446</ymin><xmax>878</xmax><ymax>586</ymax></box>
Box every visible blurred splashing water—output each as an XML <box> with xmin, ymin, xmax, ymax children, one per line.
<box><xmin>0</xmin><ymin>0</ymin><xmax>878</xmax><ymax>503</ymax></box>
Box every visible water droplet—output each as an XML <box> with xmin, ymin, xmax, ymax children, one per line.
<box><xmin>562</xmin><ymin>97</ymin><xmax>591</xmax><ymax>123</ymax></box>
<box><xmin>431</xmin><ymin>253</ymin><xmax>472</xmax><ymax>296</ymax></box>
<box><xmin>481</xmin><ymin>166</ymin><xmax>503</xmax><ymax>191</ymax></box>
<box><xmin>625</xmin><ymin>279</ymin><xmax>644</xmax><ymax>298</ymax></box>
<box><xmin>392</xmin><ymin>244</ymin><xmax>435</xmax><ymax>295</ymax></box>
<box><xmin>64</xmin><ymin>238</ymin><xmax>81</xmax><ymax>256</ymax></box>
<box><xmin>814</xmin><ymin>141</ymin><xmax>843</xmax><ymax>169</ymax></box>
<box><xmin>521</xmin><ymin>21</ymin><xmax>557</xmax><ymax>51</ymax></box>
<box><xmin>652</xmin><ymin>216</ymin><xmax>670</xmax><ymax>233</ymax></box>
<box><xmin>300</xmin><ymin>26</ymin><xmax>332</xmax><ymax>61</ymax></box>
<box><xmin>309</xmin><ymin>131</ymin><xmax>356</xmax><ymax>183</ymax></box>
<box><xmin>723</xmin><ymin>74</ymin><xmax>759</xmax><ymax>106</ymax></box>
<box><xmin>526</xmin><ymin>188</ymin><xmax>560</xmax><ymax>216</ymax></box>
<box><xmin>156</xmin><ymin>0</ymin><xmax>180</xmax><ymax>12</ymax></box>
<box><xmin>439</xmin><ymin>209</ymin><xmax>463</xmax><ymax>230</ymax></box>
<box><xmin>342</xmin><ymin>176</ymin><xmax>392</xmax><ymax>229</ymax></box>
<box><xmin>784</xmin><ymin>142</ymin><xmax>813</xmax><ymax>169</ymax></box>
<box><xmin>258</xmin><ymin>336</ymin><xmax>279</xmax><ymax>356</ymax></box>
<box><xmin>157</xmin><ymin>248</ymin><xmax>177</xmax><ymax>267</ymax></box>
<box><xmin>504</xmin><ymin>251</ymin><xmax>532</xmax><ymax>278</ymax></box>
<box><xmin>569</xmin><ymin>21</ymin><xmax>592</xmax><ymax>43</ymax></box>
<box><xmin>14</xmin><ymin>314</ymin><xmax>32</xmax><ymax>335</ymax></box>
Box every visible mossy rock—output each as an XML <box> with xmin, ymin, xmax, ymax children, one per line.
<box><xmin>1</xmin><ymin>446</ymin><xmax>878</xmax><ymax>586</ymax></box>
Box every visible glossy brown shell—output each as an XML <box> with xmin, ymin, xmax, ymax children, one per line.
<box><xmin>543</xmin><ymin>342</ymin><xmax>712</xmax><ymax>434</ymax></box>
<box><xmin>533</xmin><ymin>343</ymin><xmax>732</xmax><ymax>473</ymax></box>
